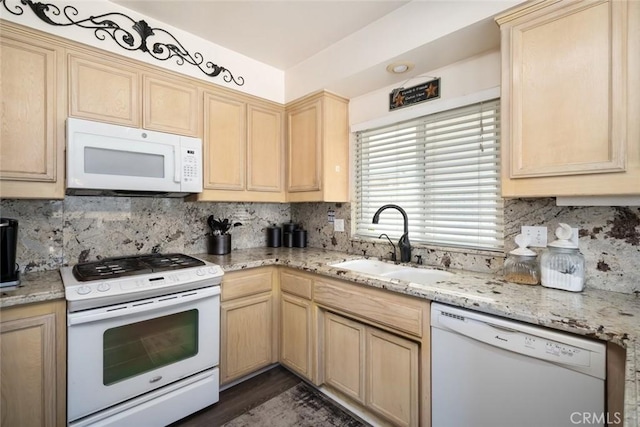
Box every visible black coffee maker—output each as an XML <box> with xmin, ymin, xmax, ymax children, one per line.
<box><xmin>1</xmin><ymin>218</ymin><xmax>20</xmax><ymax>287</ymax></box>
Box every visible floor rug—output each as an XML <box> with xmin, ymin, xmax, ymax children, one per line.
<box><xmin>222</xmin><ymin>383</ymin><xmax>369</xmax><ymax>427</ymax></box>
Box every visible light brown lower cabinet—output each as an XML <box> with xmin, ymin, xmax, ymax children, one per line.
<box><xmin>366</xmin><ymin>327</ymin><xmax>419</xmax><ymax>427</ymax></box>
<box><xmin>0</xmin><ymin>300</ymin><xmax>66</xmax><ymax>427</ymax></box>
<box><xmin>323</xmin><ymin>312</ymin><xmax>366</xmax><ymax>404</ymax></box>
<box><xmin>279</xmin><ymin>292</ymin><xmax>314</xmax><ymax>381</ymax></box>
<box><xmin>220</xmin><ymin>267</ymin><xmax>278</xmax><ymax>385</ymax></box>
<box><xmin>323</xmin><ymin>311</ymin><xmax>419</xmax><ymax>427</ymax></box>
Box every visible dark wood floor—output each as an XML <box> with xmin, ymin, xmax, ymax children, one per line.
<box><xmin>170</xmin><ymin>366</ymin><xmax>301</xmax><ymax>427</ymax></box>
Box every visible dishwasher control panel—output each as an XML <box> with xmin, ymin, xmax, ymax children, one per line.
<box><xmin>520</xmin><ymin>334</ymin><xmax>590</xmax><ymax>366</ymax></box>
<box><xmin>432</xmin><ymin>302</ymin><xmax>606</xmax><ymax>380</ymax></box>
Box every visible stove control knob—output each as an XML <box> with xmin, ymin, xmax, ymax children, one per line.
<box><xmin>97</xmin><ymin>283</ymin><xmax>111</xmax><ymax>292</ymax></box>
<box><xmin>196</xmin><ymin>268</ymin><xmax>205</xmax><ymax>276</ymax></box>
<box><xmin>77</xmin><ymin>285</ymin><xmax>92</xmax><ymax>295</ymax></box>
<box><xmin>207</xmin><ymin>267</ymin><xmax>218</xmax><ymax>275</ymax></box>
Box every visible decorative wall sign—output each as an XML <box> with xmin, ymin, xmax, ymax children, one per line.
<box><xmin>1</xmin><ymin>0</ymin><xmax>245</xmax><ymax>86</ymax></box>
<box><xmin>389</xmin><ymin>78</ymin><xmax>440</xmax><ymax>111</ymax></box>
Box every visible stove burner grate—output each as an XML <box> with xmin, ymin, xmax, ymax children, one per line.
<box><xmin>72</xmin><ymin>253</ymin><xmax>206</xmax><ymax>282</ymax></box>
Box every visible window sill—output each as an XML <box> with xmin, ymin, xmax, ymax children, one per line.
<box><xmin>350</xmin><ymin>236</ymin><xmax>506</xmax><ymax>259</ymax></box>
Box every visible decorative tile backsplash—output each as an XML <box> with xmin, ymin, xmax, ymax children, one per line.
<box><xmin>292</xmin><ymin>199</ymin><xmax>640</xmax><ymax>295</ymax></box>
<box><xmin>2</xmin><ymin>196</ymin><xmax>638</xmax><ymax>294</ymax></box>
<box><xmin>0</xmin><ymin>197</ymin><xmax>290</xmax><ymax>271</ymax></box>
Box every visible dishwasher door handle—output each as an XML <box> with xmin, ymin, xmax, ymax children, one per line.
<box><xmin>436</xmin><ymin>313</ymin><xmax>523</xmax><ymax>354</ymax></box>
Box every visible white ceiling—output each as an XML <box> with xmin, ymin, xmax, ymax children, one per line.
<box><xmin>112</xmin><ymin>0</ymin><xmax>410</xmax><ymax>70</ymax></box>
<box><xmin>110</xmin><ymin>0</ymin><xmax>520</xmax><ymax>100</ymax></box>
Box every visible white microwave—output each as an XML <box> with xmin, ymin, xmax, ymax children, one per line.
<box><xmin>66</xmin><ymin>118</ymin><xmax>203</xmax><ymax>197</ymax></box>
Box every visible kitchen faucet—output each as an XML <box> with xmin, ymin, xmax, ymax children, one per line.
<box><xmin>372</xmin><ymin>204</ymin><xmax>411</xmax><ymax>263</ymax></box>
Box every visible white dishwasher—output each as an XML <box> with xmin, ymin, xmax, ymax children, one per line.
<box><xmin>431</xmin><ymin>303</ymin><xmax>606</xmax><ymax>427</ymax></box>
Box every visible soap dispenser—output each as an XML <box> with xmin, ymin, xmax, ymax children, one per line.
<box><xmin>540</xmin><ymin>223</ymin><xmax>585</xmax><ymax>292</ymax></box>
<box><xmin>504</xmin><ymin>234</ymin><xmax>540</xmax><ymax>285</ymax></box>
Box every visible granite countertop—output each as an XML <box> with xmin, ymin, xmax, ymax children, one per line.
<box><xmin>2</xmin><ymin>247</ymin><xmax>638</xmax><ymax>425</ymax></box>
<box><xmin>0</xmin><ymin>269</ymin><xmax>65</xmax><ymax>308</ymax></box>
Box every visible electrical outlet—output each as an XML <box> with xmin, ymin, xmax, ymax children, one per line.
<box><xmin>334</xmin><ymin>218</ymin><xmax>345</xmax><ymax>232</ymax></box>
<box><xmin>521</xmin><ymin>226</ymin><xmax>547</xmax><ymax>247</ymax></box>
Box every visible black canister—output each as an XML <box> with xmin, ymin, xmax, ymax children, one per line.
<box><xmin>266</xmin><ymin>226</ymin><xmax>282</xmax><ymax>247</ymax></box>
<box><xmin>283</xmin><ymin>232</ymin><xmax>294</xmax><ymax>248</ymax></box>
<box><xmin>282</xmin><ymin>222</ymin><xmax>297</xmax><ymax>248</ymax></box>
<box><xmin>293</xmin><ymin>229</ymin><xmax>307</xmax><ymax>248</ymax></box>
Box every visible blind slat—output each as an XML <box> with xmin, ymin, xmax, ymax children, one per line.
<box><xmin>355</xmin><ymin>98</ymin><xmax>503</xmax><ymax>251</ymax></box>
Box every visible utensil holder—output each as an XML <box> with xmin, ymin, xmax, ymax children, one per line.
<box><xmin>208</xmin><ymin>234</ymin><xmax>231</xmax><ymax>255</ymax></box>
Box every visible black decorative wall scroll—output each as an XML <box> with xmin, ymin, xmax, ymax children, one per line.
<box><xmin>1</xmin><ymin>0</ymin><xmax>245</xmax><ymax>86</ymax></box>
<box><xmin>389</xmin><ymin>78</ymin><xmax>440</xmax><ymax>111</ymax></box>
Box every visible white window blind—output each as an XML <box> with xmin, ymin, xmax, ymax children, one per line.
<box><xmin>355</xmin><ymin>99</ymin><xmax>503</xmax><ymax>251</ymax></box>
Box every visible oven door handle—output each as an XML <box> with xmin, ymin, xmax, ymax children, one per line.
<box><xmin>68</xmin><ymin>286</ymin><xmax>220</xmax><ymax>326</ymax></box>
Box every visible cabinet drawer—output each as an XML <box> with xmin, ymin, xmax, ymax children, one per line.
<box><xmin>314</xmin><ymin>279</ymin><xmax>424</xmax><ymax>337</ymax></box>
<box><xmin>221</xmin><ymin>268</ymin><xmax>273</xmax><ymax>301</ymax></box>
<box><xmin>280</xmin><ymin>270</ymin><xmax>312</xmax><ymax>299</ymax></box>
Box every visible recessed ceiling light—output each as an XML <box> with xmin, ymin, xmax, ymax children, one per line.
<box><xmin>386</xmin><ymin>62</ymin><xmax>414</xmax><ymax>74</ymax></box>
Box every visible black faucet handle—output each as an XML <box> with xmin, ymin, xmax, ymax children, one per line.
<box><xmin>389</xmin><ymin>251</ymin><xmax>397</xmax><ymax>262</ymax></box>
<box><xmin>415</xmin><ymin>255</ymin><xmax>423</xmax><ymax>265</ymax></box>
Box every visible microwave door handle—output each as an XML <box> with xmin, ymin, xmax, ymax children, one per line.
<box><xmin>174</xmin><ymin>146</ymin><xmax>181</xmax><ymax>183</ymax></box>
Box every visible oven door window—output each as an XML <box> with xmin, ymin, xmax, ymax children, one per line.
<box><xmin>103</xmin><ymin>309</ymin><xmax>198</xmax><ymax>385</ymax></box>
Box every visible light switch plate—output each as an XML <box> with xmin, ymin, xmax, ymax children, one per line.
<box><xmin>521</xmin><ymin>226</ymin><xmax>547</xmax><ymax>247</ymax></box>
<box><xmin>334</xmin><ymin>219</ymin><xmax>345</xmax><ymax>232</ymax></box>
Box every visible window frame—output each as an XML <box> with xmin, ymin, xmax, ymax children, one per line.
<box><xmin>353</xmin><ymin>96</ymin><xmax>503</xmax><ymax>252</ymax></box>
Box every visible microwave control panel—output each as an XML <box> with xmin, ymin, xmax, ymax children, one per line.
<box><xmin>180</xmin><ymin>138</ymin><xmax>203</xmax><ymax>192</ymax></box>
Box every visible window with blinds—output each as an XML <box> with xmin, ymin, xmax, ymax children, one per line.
<box><xmin>354</xmin><ymin>99</ymin><xmax>503</xmax><ymax>251</ymax></box>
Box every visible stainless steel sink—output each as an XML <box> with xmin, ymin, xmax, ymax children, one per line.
<box><xmin>330</xmin><ymin>259</ymin><xmax>453</xmax><ymax>286</ymax></box>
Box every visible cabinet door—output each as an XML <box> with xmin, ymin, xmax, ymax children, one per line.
<box><xmin>68</xmin><ymin>53</ymin><xmax>140</xmax><ymax>126</ymax></box>
<box><xmin>143</xmin><ymin>74</ymin><xmax>199</xmax><ymax>136</ymax></box>
<box><xmin>0</xmin><ymin>33</ymin><xmax>65</xmax><ymax>198</ymax></box>
<box><xmin>203</xmin><ymin>92</ymin><xmax>246</xmax><ymax>190</ymax></box>
<box><xmin>498</xmin><ymin>0</ymin><xmax>640</xmax><ymax>197</ymax></box>
<box><xmin>506</xmin><ymin>0</ymin><xmax>626</xmax><ymax>178</ymax></box>
<box><xmin>247</xmin><ymin>104</ymin><xmax>284</xmax><ymax>192</ymax></box>
<box><xmin>280</xmin><ymin>292</ymin><xmax>313</xmax><ymax>380</ymax></box>
<box><xmin>220</xmin><ymin>293</ymin><xmax>274</xmax><ymax>384</ymax></box>
<box><xmin>287</xmin><ymin>98</ymin><xmax>322</xmax><ymax>192</ymax></box>
<box><xmin>366</xmin><ymin>327</ymin><xmax>419</xmax><ymax>427</ymax></box>
<box><xmin>323</xmin><ymin>312</ymin><xmax>365</xmax><ymax>404</ymax></box>
<box><xmin>0</xmin><ymin>300</ymin><xmax>66</xmax><ymax>427</ymax></box>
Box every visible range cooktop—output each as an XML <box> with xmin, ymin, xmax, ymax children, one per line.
<box><xmin>60</xmin><ymin>253</ymin><xmax>224</xmax><ymax>311</ymax></box>
<box><xmin>72</xmin><ymin>253</ymin><xmax>206</xmax><ymax>282</ymax></box>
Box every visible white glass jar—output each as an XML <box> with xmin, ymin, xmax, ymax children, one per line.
<box><xmin>540</xmin><ymin>224</ymin><xmax>585</xmax><ymax>292</ymax></box>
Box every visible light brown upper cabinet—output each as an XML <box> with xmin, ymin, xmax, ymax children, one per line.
<box><xmin>143</xmin><ymin>74</ymin><xmax>199</xmax><ymax>136</ymax></box>
<box><xmin>497</xmin><ymin>0</ymin><xmax>640</xmax><ymax>197</ymax></box>
<box><xmin>286</xmin><ymin>91</ymin><xmax>349</xmax><ymax>202</ymax></box>
<box><xmin>0</xmin><ymin>23</ymin><xmax>66</xmax><ymax>199</ymax></box>
<box><xmin>69</xmin><ymin>53</ymin><xmax>199</xmax><ymax>136</ymax></box>
<box><xmin>68</xmin><ymin>53</ymin><xmax>140</xmax><ymax>127</ymax></box>
<box><xmin>198</xmin><ymin>90</ymin><xmax>285</xmax><ymax>202</ymax></box>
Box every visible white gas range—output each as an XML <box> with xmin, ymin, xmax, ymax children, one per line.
<box><xmin>60</xmin><ymin>253</ymin><xmax>223</xmax><ymax>427</ymax></box>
